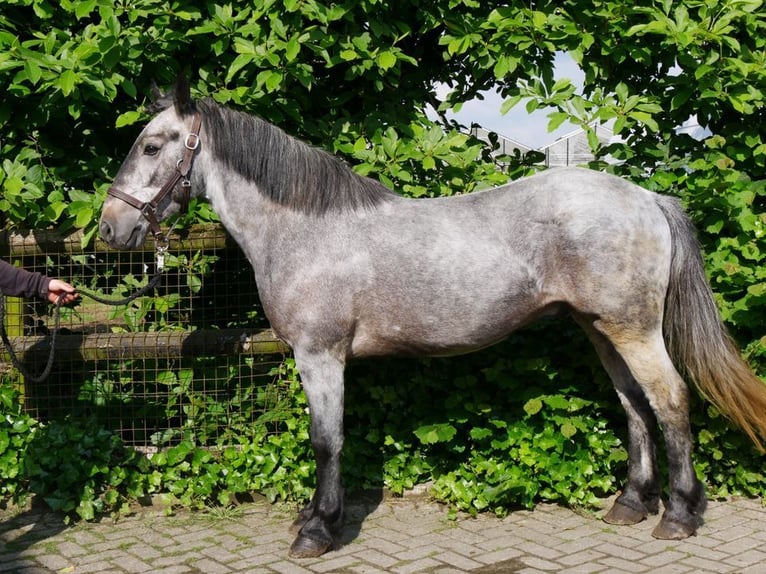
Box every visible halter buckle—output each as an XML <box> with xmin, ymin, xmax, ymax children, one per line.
<box><xmin>185</xmin><ymin>132</ymin><xmax>200</xmax><ymax>150</ymax></box>
<box><xmin>140</xmin><ymin>202</ymin><xmax>157</xmax><ymax>219</ymax></box>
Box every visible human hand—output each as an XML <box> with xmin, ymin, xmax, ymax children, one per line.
<box><xmin>47</xmin><ymin>279</ymin><xmax>79</xmax><ymax>305</ymax></box>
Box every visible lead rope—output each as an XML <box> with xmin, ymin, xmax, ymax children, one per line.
<box><xmin>0</xmin><ymin>243</ymin><xmax>168</xmax><ymax>383</ymax></box>
<box><xmin>76</xmin><ymin>240</ymin><xmax>167</xmax><ymax>306</ymax></box>
<box><xmin>0</xmin><ymin>292</ymin><xmax>64</xmax><ymax>384</ymax></box>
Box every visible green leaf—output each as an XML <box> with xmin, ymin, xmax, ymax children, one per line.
<box><xmin>586</xmin><ymin>129</ymin><xmax>601</xmax><ymax>151</ymax></box>
<box><xmin>561</xmin><ymin>422</ymin><xmax>578</xmax><ymax>439</ymax></box>
<box><xmin>524</xmin><ymin>398</ymin><xmax>543</xmax><ymax>416</ymax></box>
<box><xmin>626</xmin><ymin>20</ymin><xmax>669</xmax><ymax>37</ymax></box>
<box><xmin>629</xmin><ymin>111</ymin><xmax>659</xmax><ymax>132</ymax></box>
<box><xmin>414</xmin><ymin>423</ymin><xmax>457</xmax><ymax>444</ymax></box>
<box><xmin>3</xmin><ymin>177</ymin><xmax>24</xmax><ymax>196</ymax></box>
<box><xmin>377</xmin><ymin>51</ymin><xmax>397</xmax><ymax>71</ymax></box>
<box><xmin>257</xmin><ymin>70</ymin><xmax>283</xmax><ymax>92</ymax></box>
<box><xmin>227</xmin><ymin>53</ymin><xmax>254</xmax><ymax>82</ymax></box>
<box><xmin>75</xmin><ymin>0</ymin><xmax>98</xmax><ymax>19</ymax></box>
<box><xmin>493</xmin><ymin>56</ymin><xmax>518</xmax><ymax>78</ymax></box>
<box><xmin>115</xmin><ymin>111</ymin><xmax>143</xmax><ymax>128</ymax></box>
<box><xmin>670</xmin><ymin>87</ymin><xmax>693</xmax><ymax>111</ymax></box>
<box><xmin>469</xmin><ymin>427</ymin><xmax>493</xmax><ymax>441</ymax></box>
<box><xmin>285</xmin><ymin>36</ymin><xmax>301</xmax><ymax>62</ymax></box>
<box><xmin>59</xmin><ymin>70</ymin><xmax>77</xmax><ymax>96</ymax></box>
<box><xmin>24</xmin><ymin>60</ymin><xmax>42</xmax><ymax>84</ymax></box>
<box><xmin>543</xmin><ymin>395</ymin><xmax>570</xmax><ymax>410</ymax></box>
<box><xmin>547</xmin><ymin>111</ymin><xmax>569</xmax><ymax>132</ymax></box>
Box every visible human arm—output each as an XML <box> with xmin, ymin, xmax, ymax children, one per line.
<box><xmin>0</xmin><ymin>259</ymin><xmax>78</xmax><ymax>303</ymax></box>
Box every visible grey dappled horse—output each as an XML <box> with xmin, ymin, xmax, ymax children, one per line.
<box><xmin>99</xmin><ymin>79</ymin><xmax>766</xmax><ymax>558</ymax></box>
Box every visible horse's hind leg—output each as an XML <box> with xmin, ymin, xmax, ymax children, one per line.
<box><xmin>595</xmin><ymin>322</ymin><xmax>706</xmax><ymax>539</ymax></box>
<box><xmin>576</xmin><ymin>319</ymin><xmax>660</xmax><ymax>524</ymax></box>
<box><xmin>288</xmin><ymin>349</ymin><xmax>346</xmax><ymax>558</ymax></box>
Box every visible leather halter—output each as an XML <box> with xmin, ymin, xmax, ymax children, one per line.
<box><xmin>107</xmin><ymin>111</ymin><xmax>202</xmax><ymax>245</ymax></box>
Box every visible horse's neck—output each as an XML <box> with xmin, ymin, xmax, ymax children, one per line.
<box><xmin>204</xmin><ymin>173</ymin><xmax>273</xmax><ymax>247</ymax></box>
<box><xmin>200</xmin><ymin>162</ymin><xmax>310</xmax><ymax>281</ymax></box>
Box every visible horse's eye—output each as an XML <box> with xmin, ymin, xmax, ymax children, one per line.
<box><xmin>144</xmin><ymin>144</ymin><xmax>160</xmax><ymax>156</ymax></box>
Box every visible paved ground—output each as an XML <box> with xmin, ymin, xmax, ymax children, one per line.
<box><xmin>1</xmin><ymin>490</ymin><xmax>765</xmax><ymax>574</ymax></box>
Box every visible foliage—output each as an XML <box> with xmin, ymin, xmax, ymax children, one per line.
<box><xmin>1</xmin><ymin>362</ymin><xmax>314</xmax><ymax>518</ymax></box>
<box><xmin>0</xmin><ymin>382</ymin><xmax>38</xmax><ymax>500</ymax></box>
<box><xmin>22</xmin><ymin>416</ymin><xmax>148</xmax><ymax>520</ymax></box>
<box><xmin>1</xmin><ymin>0</ymin><xmax>765</xmax><ymax>522</ymax></box>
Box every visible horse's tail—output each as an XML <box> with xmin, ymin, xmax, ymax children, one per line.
<box><xmin>656</xmin><ymin>194</ymin><xmax>766</xmax><ymax>451</ymax></box>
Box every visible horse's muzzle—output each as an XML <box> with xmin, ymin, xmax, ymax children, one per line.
<box><xmin>99</xmin><ymin>208</ymin><xmax>147</xmax><ymax>250</ymax></box>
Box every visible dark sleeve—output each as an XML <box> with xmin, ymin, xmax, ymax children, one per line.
<box><xmin>0</xmin><ymin>259</ymin><xmax>51</xmax><ymax>299</ymax></box>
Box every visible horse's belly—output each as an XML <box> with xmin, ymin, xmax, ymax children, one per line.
<box><xmin>348</xmin><ymin>293</ymin><xmax>561</xmax><ymax>359</ymax></box>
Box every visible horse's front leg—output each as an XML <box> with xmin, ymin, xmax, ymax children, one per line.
<box><xmin>288</xmin><ymin>349</ymin><xmax>346</xmax><ymax>558</ymax></box>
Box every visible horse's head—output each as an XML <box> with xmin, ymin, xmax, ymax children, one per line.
<box><xmin>99</xmin><ymin>77</ymin><xmax>202</xmax><ymax>249</ymax></box>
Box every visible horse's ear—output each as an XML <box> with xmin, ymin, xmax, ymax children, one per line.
<box><xmin>145</xmin><ymin>79</ymin><xmax>175</xmax><ymax>115</ymax></box>
<box><xmin>150</xmin><ymin>80</ymin><xmax>163</xmax><ymax>101</ymax></box>
<box><xmin>173</xmin><ymin>75</ymin><xmax>195</xmax><ymax>117</ymax></box>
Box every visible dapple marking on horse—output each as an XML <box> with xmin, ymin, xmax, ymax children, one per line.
<box><xmin>99</xmin><ymin>79</ymin><xmax>766</xmax><ymax>558</ymax></box>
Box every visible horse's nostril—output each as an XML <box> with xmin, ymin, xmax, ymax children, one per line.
<box><xmin>100</xmin><ymin>220</ymin><xmax>113</xmax><ymax>242</ymax></box>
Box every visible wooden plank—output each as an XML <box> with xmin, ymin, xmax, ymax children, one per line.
<box><xmin>0</xmin><ymin>224</ymin><xmax>235</xmax><ymax>256</ymax></box>
<box><xmin>0</xmin><ymin>328</ymin><xmax>289</xmax><ymax>362</ymax></box>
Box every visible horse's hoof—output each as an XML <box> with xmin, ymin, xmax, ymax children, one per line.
<box><xmin>603</xmin><ymin>501</ymin><xmax>647</xmax><ymax>525</ymax></box>
<box><xmin>652</xmin><ymin>518</ymin><xmax>696</xmax><ymax>540</ymax></box>
<box><xmin>289</xmin><ymin>533</ymin><xmax>333</xmax><ymax>558</ymax></box>
<box><xmin>288</xmin><ymin>514</ymin><xmax>308</xmax><ymax>536</ymax></box>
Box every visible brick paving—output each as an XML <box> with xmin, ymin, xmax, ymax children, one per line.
<box><xmin>1</xmin><ymin>492</ymin><xmax>765</xmax><ymax>573</ymax></box>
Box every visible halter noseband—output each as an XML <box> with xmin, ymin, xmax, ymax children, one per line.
<box><xmin>107</xmin><ymin>111</ymin><xmax>202</xmax><ymax>246</ymax></box>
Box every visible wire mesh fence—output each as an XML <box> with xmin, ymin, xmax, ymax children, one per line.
<box><xmin>0</xmin><ymin>225</ymin><xmax>294</xmax><ymax>450</ymax></box>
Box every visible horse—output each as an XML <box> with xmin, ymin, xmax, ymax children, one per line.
<box><xmin>99</xmin><ymin>78</ymin><xmax>766</xmax><ymax>558</ymax></box>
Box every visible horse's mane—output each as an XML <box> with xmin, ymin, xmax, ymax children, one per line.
<box><xmin>197</xmin><ymin>99</ymin><xmax>397</xmax><ymax>214</ymax></box>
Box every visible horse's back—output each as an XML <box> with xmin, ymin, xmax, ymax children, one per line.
<box><xmin>342</xmin><ymin>168</ymin><xmax>672</xmax><ymax>358</ymax></box>
<box><xmin>499</xmin><ymin>168</ymin><xmax>672</xmax><ymax>322</ymax></box>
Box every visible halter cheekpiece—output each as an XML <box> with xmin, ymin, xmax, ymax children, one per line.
<box><xmin>107</xmin><ymin>111</ymin><xmax>202</xmax><ymax>248</ymax></box>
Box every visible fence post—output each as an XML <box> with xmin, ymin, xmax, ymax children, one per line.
<box><xmin>4</xmin><ymin>260</ymin><xmax>25</xmax><ymax>403</ymax></box>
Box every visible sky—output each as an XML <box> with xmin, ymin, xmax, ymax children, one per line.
<box><xmin>434</xmin><ymin>52</ymin><xmax>710</xmax><ymax>148</ymax></box>
<box><xmin>434</xmin><ymin>52</ymin><xmax>587</xmax><ymax>149</ymax></box>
